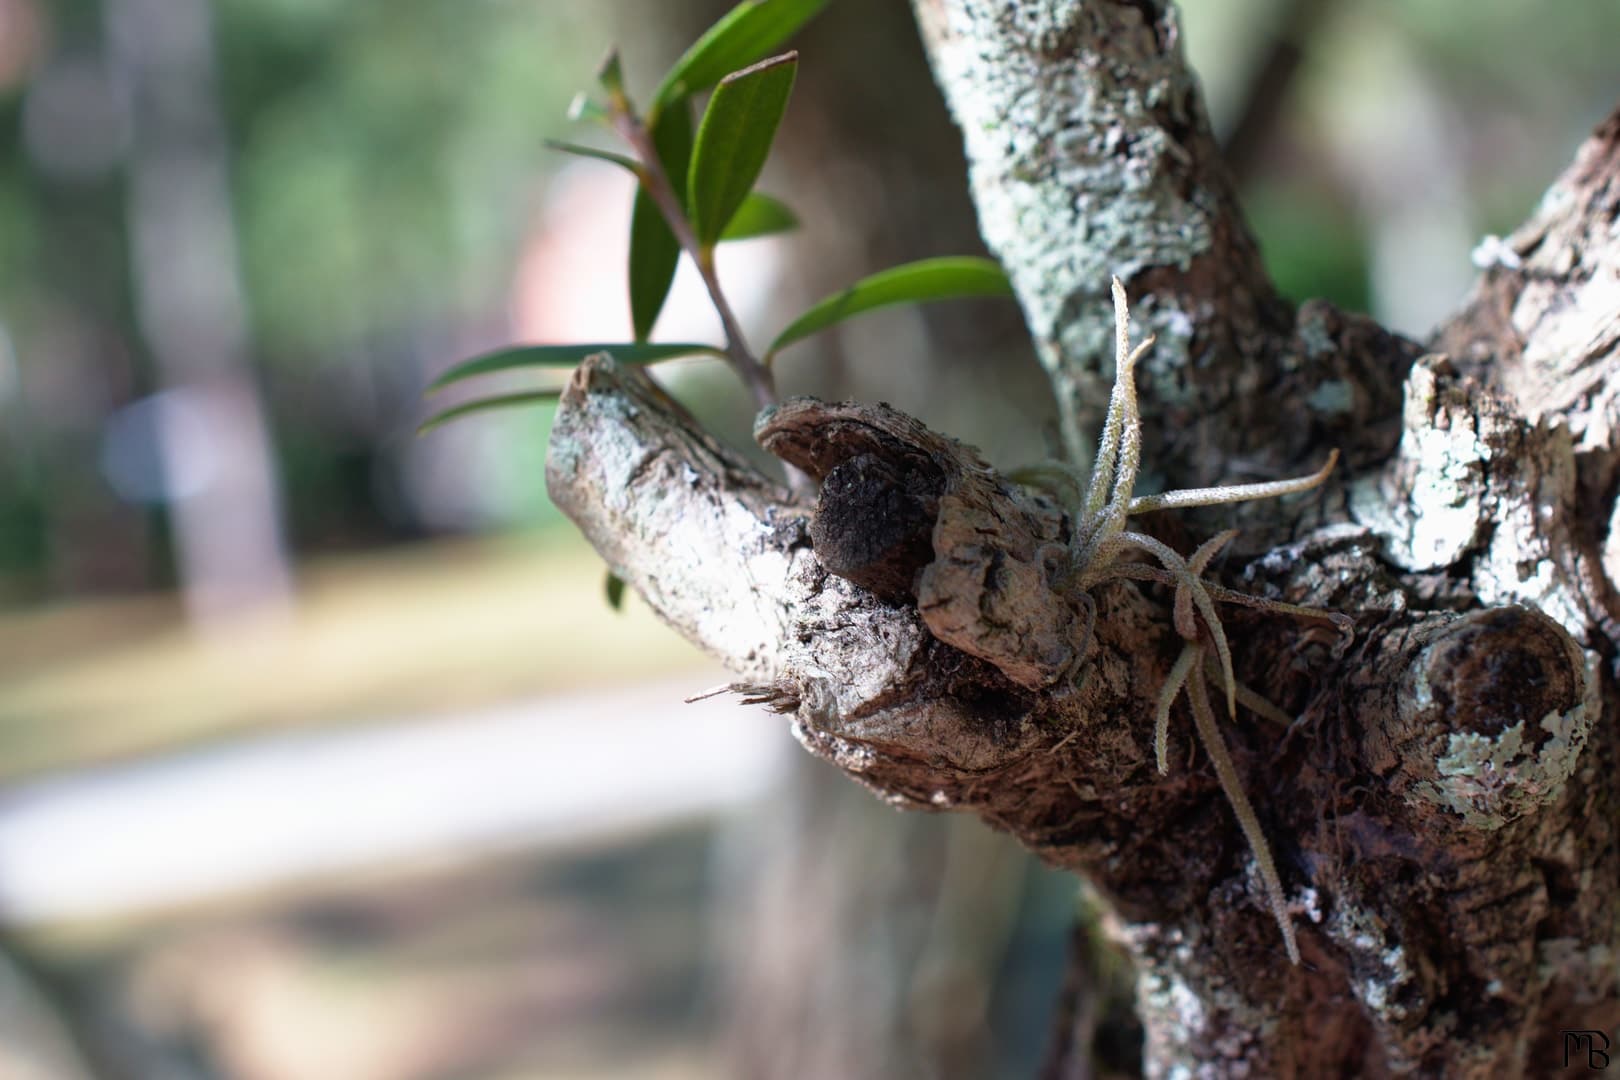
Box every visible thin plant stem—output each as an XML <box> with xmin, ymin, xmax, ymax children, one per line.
<box><xmin>610</xmin><ymin>109</ymin><xmax>778</xmax><ymax>413</ymax></box>
<box><xmin>610</xmin><ymin>102</ymin><xmax>813</xmax><ymax>498</ymax></box>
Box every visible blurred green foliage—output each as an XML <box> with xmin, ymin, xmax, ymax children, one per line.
<box><xmin>1246</xmin><ymin>183</ymin><xmax>1371</xmax><ymax>313</ymax></box>
<box><xmin>0</xmin><ymin>0</ymin><xmax>614</xmax><ymax>598</ymax></box>
<box><xmin>216</xmin><ymin>0</ymin><xmax>581</xmax><ymax>358</ymax></box>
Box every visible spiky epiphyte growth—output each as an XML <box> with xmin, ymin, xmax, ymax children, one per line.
<box><xmin>1015</xmin><ymin>278</ymin><xmax>1350</xmax><ymax>965</ymax></box>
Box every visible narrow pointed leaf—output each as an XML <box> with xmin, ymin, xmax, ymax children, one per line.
<box><xmin>767</xmin><ymin>257</ymin><xmax>1016</xmax><ymax>358</ymax></box>
<box><xmin>544</xmin><ymin>139</ymin><xmax>640</xmax><ymax>174</ymax></box>
<box><xmin>719</xmin><ymin>191</ymin><xmax>798</xmax><ymax>241</ymax></box>
<box><xmin>652</xmin><ymin>0</ymin><xmax>827</xmax><ymax>110</ymax></box>
<box><xmin>604</xmin><ymin>571</ymin><xmax>626</xmax><ymax>611</ymax></box>
<box><xmin>651</xmin><ymin>100</ymin><xmax>695</xmax><ymax>202</ymax></box>
<box><xmin>688</xmin><ymin>53</ymin><xmax>797</xmax><ymax>247</ymax></box>
<box><xmin>629</xmin><ymin>101</ymin><xmax>694</xmax><ymax>340</ymax></box>
<box><xmin>595</xmin><ymin>49</ymin><xmax>626</xmax><ymax>96</ymax></box>
<box><xmin>629</xmin><ymin>194</ymin><xmax>679</xmax><ymax>341</ymax></box>
<box><xmin>417</xmin><ymin>391</ymin><xmax>561</xmax><ymax>435</ymax></box>
<box><xmin>428</xmin><ymin>342</ymin><xmax>723</xmax><ymax>392</ymax></box>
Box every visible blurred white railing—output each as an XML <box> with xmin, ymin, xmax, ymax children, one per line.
<box><xmin>0</xmin><ymin>673</ymin><xmax>788</xmax><ymax>924</ymax></box>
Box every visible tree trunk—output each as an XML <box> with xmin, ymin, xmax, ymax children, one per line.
<box><xmin>547</xmin><ymin>1</ymin><xmax>1620</xmax><ymax>1074</ymax></box>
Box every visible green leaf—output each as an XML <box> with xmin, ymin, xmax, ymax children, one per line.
<box><xmin>629</xmin><ymin>197</ymin><xmax>679</xmax><ymax>341</ymax></box>
<box><xmin>604</xmin><ymin>571</ymin><xmax>626</xmax><ymax>611</ymax></box>
<box><xmin>428</xmin><ymin>342</ymin><xmax>723</xmax><ymax>392</ymax></box>
<box><xmin>767</xmin><ymin>257</ymin><xmax>1016</xmax><ymax>359</ymax></box>
<box><xmin>629</xmin><ymin>101</ymin><xmax>694</xmax><ymax>341</ymax></box>
<box><xmin>719</xmin><ymin>192</ymin><xmax>798</xmax><ymax>241</ymax></box>
<box><xmin>596</xmin><ymin>49</ymin><xmax>626</xmax><ymax>97</ymax></box>
<box><xmin>544</xmin><ymin>139</ymin><xmax>640</xmax><ymax>174</ymax></box>
<box><xmin>652</xmin><ymin>0</ymin><xmax>827</xmax><ymax>110</ymax></box>
<box><xmin>688</xmin><ymin>53</ymin><xmax>797</xmax><ymax>248</ymax></box>
<box><xmin>417</xmin><ymin>391</ymin><xmax>560</xmax><ymax>435</ymax></box>
<box><xmin>651</xmin><ymin>92</ymin><xmax>697</xmax><ymax>206</ymax></box>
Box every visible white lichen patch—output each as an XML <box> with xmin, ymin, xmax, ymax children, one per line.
<box><xmin>1121</xmin><ymin>920</ymin><xmax>1284</xmax><ymax>1078</ymax></box>
<box><xmin>1354</xmin><ymin>356</ymin><xmax>1597</xmax><ymax>701</ymax></box>
<box><xmin>1410</xmin><ymin>702</ymin><xmax>1591</xmax><ymax>829</ymax></box>
<box><xmin>1325</xmin><ymin>902</ymin><xmax>1419</xmax><ymax>1031</ymax></box>
<box><xmin>1350</xmin><ymin>362</ymin><xmax>1489</xmax><ymax>571</ymax></box>
<box><xmin>1360</xmin><ymin>945</ymin><xmax>1410</xmax><ymax>1015</ymax></box>
<box><xmin>1295</xmin><ymin>886</ymin><xmax>1324</xmax><ymax>925</ymax></box>
<box><xmin>1358</xmin><ymin>948</ymin><xmax>1410</xmax><ymax>1019</ymax></box>
<box><xmin>1469</xmin><ymin>422</ymin><xmax>1589</xmax><ymax>639</ymax></box>
<box><xmin>1133</xmin><ymin>950</ymin><xmax>1208</xmax><ymax>1080</ymax></box>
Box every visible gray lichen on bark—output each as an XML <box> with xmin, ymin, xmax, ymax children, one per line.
<box><xmin>913</xmin><ymin>0</ymin><xmax>1265</xmax><ymax>470</ymax></box>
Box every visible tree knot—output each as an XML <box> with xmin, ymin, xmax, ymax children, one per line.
<box><xmin>1392</xmin><ymin>606</ymin><xmax>1592</xmax><ymax>830</ymax></box>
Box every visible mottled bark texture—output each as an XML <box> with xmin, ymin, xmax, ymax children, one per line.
<box><xmin>547</xmin><ymin>1</ymin><xmax>1620</xmax><ymax>1075</ymax></box>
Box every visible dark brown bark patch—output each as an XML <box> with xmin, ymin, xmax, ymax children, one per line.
<box><xmin>809</xmin><ymin>453</ymin><xmax>941</xmax><ymax>602</ymax></box>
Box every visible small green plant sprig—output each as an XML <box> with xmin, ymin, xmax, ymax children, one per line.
<box><xmin>421</xmin><ymin>0</ymin><xmax>1014</xmax><ymax>438</ymax></box>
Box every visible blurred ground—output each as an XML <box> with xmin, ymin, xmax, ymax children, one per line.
<box><xmin>48</xmin><ymin>827</ymin><xmax>730</xmax><ymax>1080</ymax></box>
<box><xmin>0</xmin><ymin>530</ymin><xmax>777</xmax><ymax>1080</ymax></box>
<box><xmin>0</xmin><ymin>530</ymin><xmax>708</xmax><ymax>779</ymax></box>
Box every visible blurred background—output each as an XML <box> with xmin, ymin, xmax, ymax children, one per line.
<box><xmin>0</xmin><ymin>1</ymin><xmax>1617</xmax><ymax>1077</ymax></box>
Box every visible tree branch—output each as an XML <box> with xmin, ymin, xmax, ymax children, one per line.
<box><xmin>1432</xmin><ymin>110</ymin><xmax>1620</xmax><ymax>631</ymax></box>
<box><xmin>546</xmin><ymin>347</ymin><xmax>1613</xmax><ymax>1073</ymax></box>
<box><xmin>547</xmin><ymin>4</ymin><xmax>1620</xmax><ymax>1074</ymax></box>
<box><xmin>911</xmin><ymin>0</ymin><xmax>1420</xmax><ymax>497</ymax></box>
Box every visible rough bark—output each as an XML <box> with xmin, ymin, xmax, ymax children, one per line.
<box><xmin>547</xmin><ymin>1</ymin><xmax>1620</xmax><ymax>1075</ymax></box>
